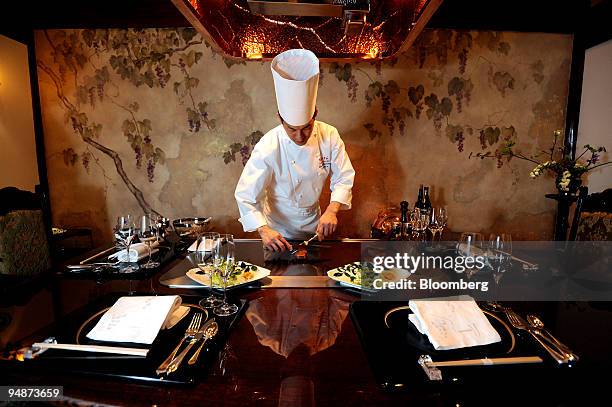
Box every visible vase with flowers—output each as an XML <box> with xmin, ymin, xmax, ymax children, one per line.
<box><xmin>496</xmin><ymin>130</ymin><xmax>610</xmax><ymax>196</ymax></box>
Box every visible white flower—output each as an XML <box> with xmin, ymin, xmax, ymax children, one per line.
<box><xmin>558</xmin><ymin>170</ymin><xmax>572</xmax><ymax>191</ymax></box>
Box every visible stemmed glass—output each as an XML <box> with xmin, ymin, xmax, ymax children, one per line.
<box><xmin>488</xmin><ymin>234</ymin><xmax>513</xmax><ymax>287</ymax></box>
<box><xmin>458</xmin><ymin>232</ymin><xmax>484</xmax><ymax>278</ymax></box>
<box><xmin>115</xmin><ymin>215</ymin><xmax>138</xmax><ymax>273</ymax></box>
<box><xmin>139</xmin><ymin>214</ymin><xmax>160</xmax><ymax>269</ymax></box>
<box><xmin>433</xmin><ymin>208</ymin><xmax>448</xmax><ymax>240</ymax></box>
<box><xmin>410</xmin><ymin>209</ymin><xmax>428</xmax><ymax>241</ymax></box>
<box><xmin>427</xmin><ymin>208</ymin><xmax>447</xmax><ymax>241</ymax></box>
<box><xmin>187</xmin><ymin>233</ymin><xmax>222</xmax><ymax>308</ymax></box>
<box><xmin>213</xmin><ymin>234</ymin><xmax>238</xmax><ymax>317</ymax></box>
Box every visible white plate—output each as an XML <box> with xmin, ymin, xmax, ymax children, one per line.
<box><xmin>186</xmin><ymin>262</ymin><xmax>271</xmax><ymax>289</ymax></box>
<box><xmin>327</xmin><ymin>262</ymin><xmax>411</xmax><ymax>290</ymax></box>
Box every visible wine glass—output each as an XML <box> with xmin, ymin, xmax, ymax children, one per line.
<box><xmin>436</xmin><ymin>208</ymin><xmax>448</xmax><ymax>239</ymax></box>
<box><xmin>458</xmin><ymin>232</ymin><xmax>484</xmax><ymax>277</ymax></box>
<box><xmin>213</xmin><ymin>234</ymin><xmax>238</xmax><ymax>317</ymax></box>
<box><xmin>488</xmin><ymin>234</ymin><xmax>513</xmax><ymax>286</ymax></box>
<box><xmin>114</xmin><ymin>215</ymin><xmax>138</xmax><ymax>273</ymax></box>
<box><xmin>410</xmin><ymin>208</ymin><xmax>427</xmax><ymax>240</ymax></box>
<box><xmin>139</xmin><ymin>214</ymin><xmax>160</xmax><ymax>269</ymax></box>
<box><xmin>427</xmin><ymin>208</ymin><xmax>446</xmax><ymax>241</ymax></box>
<box><xmin>187</xmin><ymin>233</ymin><xmax>221</xmax><ymax>308</ymax></box>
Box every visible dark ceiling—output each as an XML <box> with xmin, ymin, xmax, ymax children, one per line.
<box><xmin>1</xmin><ymin>0</ymin><xmax>610</xmax><ymax>45</ymax></box>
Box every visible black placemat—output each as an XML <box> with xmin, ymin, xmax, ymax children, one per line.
<box><xmin>349</xmin><ymin>301</ymin><xmax>577</xmax><ymax>391</ymax></box>
<box><xmin>14</xmin><ymin>294</ymin><xmax>247</xmax><ymax>385</ymax></box>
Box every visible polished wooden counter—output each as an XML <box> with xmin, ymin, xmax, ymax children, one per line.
<box><xmin>3</xmin><ymin>240</ymin><xmax>611</xmax><ymax>406</ymax></box>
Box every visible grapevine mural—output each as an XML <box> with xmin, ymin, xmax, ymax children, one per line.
<box><xmin>35</xmin><ymin>28</ymin><xmax>572</xmax><ymax>242</ymax></box>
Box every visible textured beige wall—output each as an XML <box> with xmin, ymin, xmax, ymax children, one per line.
<box><xmin>0</xmin><ymin>34</ymin><xmax>39</xmax><ymax>192</ymax></box>
<box><xmin>578</xmin><ymin>39</ymin><xmax>612</xmax><ymax>193</ymax></box>
<box><xmin>34</xmin><ymin>29</ymin><xmax>572</xmax><ymax>243</ymax></box>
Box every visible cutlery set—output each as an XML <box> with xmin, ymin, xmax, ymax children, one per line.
<box><xmin>155</xmin><ymin>313</ymin><xmax>219</xmax><ymax>376</ymax></box>
<box><xmin>487</xmin><ymin>302</ymin><xmax>578</xmax><ymax>364</ymax></box>
<box><xmin>419</xmin><ymin>302</ymin><xmax>578</xmax><ymax>380</ymax></box>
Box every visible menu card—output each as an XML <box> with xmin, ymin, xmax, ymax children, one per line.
<box><xmin>408</xmin><ymin>295</ymin><xmax>501</xmax><ymax>350</ymax></box>
<box><xmin>87</xmin><ymin>296</ymin><xmax>183</xmax><ymax>344</ymax></box>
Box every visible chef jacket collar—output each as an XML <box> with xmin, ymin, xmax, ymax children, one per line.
<box><xmin>280</xmin><ymin>121</ymin><xmax>318</xmax><ymax>148</ymax></box>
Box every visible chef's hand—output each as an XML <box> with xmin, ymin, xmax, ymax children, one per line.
<box><xmin>258</xmin><ymin>225</ymin><xmax>292</xmax><ymax>252</ymax></box>
<box><xmin>317</xmin><ymin>202</ymin><xmax>341</xmax><ymax>239</ymax></box>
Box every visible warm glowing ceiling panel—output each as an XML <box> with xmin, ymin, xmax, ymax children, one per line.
<box><xmin>171</xmin><ymin>0</ymin><xmax>443</xmax><ymax>60</ymax></box>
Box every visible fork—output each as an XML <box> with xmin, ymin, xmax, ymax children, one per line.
<box><xmin>290</xmin><ymin>234</ymin><xmax>319</xmax><ymax>255</ymax></box>
<box><xmin>156</xmin><ymin>313</ymin><xmax>202</xmax><ymax>375</ymax></box>
<box><xmin>504</xmin><ymin>308</ymin><xmax>569</xmax><ymax>364</ymax></box>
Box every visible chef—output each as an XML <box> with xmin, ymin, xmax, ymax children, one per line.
<box><xmin>235</xmin><ymin>49</ymin><xmax>355</xmax><ymax>252</ymax></box>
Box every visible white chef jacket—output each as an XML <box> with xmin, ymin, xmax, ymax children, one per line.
<box><xmin>234</xmin><ymin>121</ymin><xmax>355</xmax><ymax>240</ymax></box>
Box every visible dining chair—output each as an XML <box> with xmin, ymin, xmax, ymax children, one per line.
<box><xmin>569</xmin><ymin>187</ymin><xmax>612</xmax><ymax>241</ymax></box>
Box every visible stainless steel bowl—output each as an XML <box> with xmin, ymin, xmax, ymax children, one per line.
<box><xmin>172</xmin><ymin>217</ymin><xmax>212</xmax><ymax>238</ymax></box>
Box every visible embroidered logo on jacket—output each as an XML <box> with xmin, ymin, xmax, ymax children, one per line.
<box><xmin>319</xmin><ymin>155</ymin><xmax>331</xmax><ymax>169</ymax></box>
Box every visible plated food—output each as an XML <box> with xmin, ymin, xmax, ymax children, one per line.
<box><xmin>327</xmin><ymin>262</ymin><xmax>410</xmax><ymax>290</ymax></box>
<box><xmin>186</xmin><ymin>261</ymin><xmax>270</xmax><ymax>289</ymax></box>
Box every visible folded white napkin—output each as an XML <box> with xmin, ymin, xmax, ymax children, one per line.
<box><xmin>187</xmin><ymin>239</ymin><xmax>217</xmax><ymax>252</ymax></box>
<box><xmin>109</xmin><ymin>242</ymin><xmax>159</xmax><ymax>262</ymax></box>
<box><xmin>164</xmin><ymin>305</ymin><xmax>190</xmax><ymax>329</ymax></box>
<box><xmin>87</xmin><ymin>295</ymin><xmax>183</xmax><ymax>344</ymax></box>
<box><xmin>408</xmin><ymin>295</ymin><xmax>501</xmax><ymax>350</ymax></box>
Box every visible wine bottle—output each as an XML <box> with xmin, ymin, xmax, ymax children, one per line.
<box><xmin>400</xmin><ymin>200</ymin><xmax>410</xmax><ymax>240</ymax></box>
<box><xmin>422</xmin><ymin>186</ymin><xmax>432</xmax><ymax>215</ymax></box>
<box><xmin>414</xmin><ymin>185</ymin><xmax>424</xmax><ymax>211</ymax></box>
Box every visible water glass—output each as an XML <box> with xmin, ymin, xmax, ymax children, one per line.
<box><xmin>139</xmin><ymin>214</ymin><xmax>160</xmax><ymax>269</ymax></box>
<box><xmin>187</xmin><ymin>233</ymin><xmax>221</xmax><ymax>308</ymax></box>
<box><xmin>457</xmin><ymin>232</ymin><xmax>484</xmax><ymax>277</ymax></box>
<box><xmin>488</xmin><ymin>233</ymin><xmax>513</xmax><ymax>285</ymax></box>
<box><xmin>213</xmin><ymin>234</ymin><xmax>239</xmax><ymax>317</ymax></box>
<box><xmin>115</xmin><ymin>215</ymin><xmax>138</xmax><ymax>273</ymax></box>
<box><xmin>428</xmin><ymin>207</ymin><xmax>447</xmax><ymax>241</ymax></box>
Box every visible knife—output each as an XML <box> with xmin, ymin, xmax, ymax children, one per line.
<box><xmin>164</xmin><ymin>318</ymin><xmax>215</xmax><ymax>374</ymax></box>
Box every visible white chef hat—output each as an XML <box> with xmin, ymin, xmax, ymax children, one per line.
<box><xmin>271</xmin><ymin>49</ymin><xmax>319</xmax><ymax>127</ymax></box>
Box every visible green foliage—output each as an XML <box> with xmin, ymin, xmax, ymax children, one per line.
<box><xmin>365</xmin><ymin>81</ymin><xmax>384</xmax><ymax>106</ymax></box>
<box><xmin>63</xmin><ymin>148</ymin><xmax>79</xmax><ymax>166</ymax></box>
<box><xmin>119</xmin><ymin>109</ymin><xmax>165</xmax><ymax>181</ymax></box>
<box><xmin>492</xmin><ymin>71</ymin><xmax>515</xmax><ymax>97</ymax></box>
<box><xmin>447</xmin><ymin>77</ymin><xmax>473</xmax><ymax>112</ymax></box>
<box><xmin>408</xmin><ymin>85</ymin><xmax>424</xmax><ymax>105</ymax></box>
<box><xmin>363</xmin><ymin>123</ymin><xmax>382</xmax><ymax>140</ymax></box>
<box><xmin>475</xmin><ymin>31</ymin><xmax>511</xmax><ymax>55</ymax></box>
<box><xmin>424</xmin><ymin>93</ymin><xmax>453</xmax><ymax>133</ymax></box>
<box><xmin>222</xmin><ymin>131</ymin><xmax>264</xmax><ymax>165</ymax></box>
<box><xmin>445</xmin><ymin>124</ymin><xmax>463</xmax><ymax>143</ymax></box>
<box><xmin>408</xmin><ymin>85</ymin><xmax>424</xmax><ymax>119</ymax></box>
<box><xmin>329</xmin><ymin>62</ymin><xmax>358</xmax><ymax>101</ymax></box>
<box><xmin>445</xmin><ymin>124</ymin><xmax>465</xmax><ymax>152</ymax></box>
<box><xmin>530</xmin><ymin>60</ymin><xmax>545</xmax><ymax>84</ymax></box>
<box><xmin>414</xmin><ymin>30</ymin><xmax>473</xmax><ymax>75</ymax></box>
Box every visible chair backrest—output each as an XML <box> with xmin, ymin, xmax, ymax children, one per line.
<box><xmin>569</xmin><ymin>187</ymin><xmax>589</xmax><ymax>241</ymax></box>
<box><xmin>0</xmin><ymin>187</ymin><xmax>51</xmax><ymax>276</ymax></box>
<box><xmin>582</xmin><ymin>188</ymin><xmax>612</xmax><ymax>213</ymax></box>
<box><xmin>571</xmin><ymin>188</ymin><xmax>612</xmax><ymax>241</ymax></box>
<box><xmin>0</xmin><ymin>187</ymin><xmax>41</xmax><ymax>216</ymax></box>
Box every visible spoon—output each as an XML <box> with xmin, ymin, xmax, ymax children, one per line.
<box><xmin>482</xmin><ymin>301</ymin><xmax>505</xmax><ymax>312</ymax></box>
<box><xmin>527</xmin><ymin>314</ymin><xmax>578</xmax><ymax>361</ymax></box>
<box><xmin>188</xmin><ymin>320</ymin><xmax>219</xmax><ymax>365</ymax></box>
